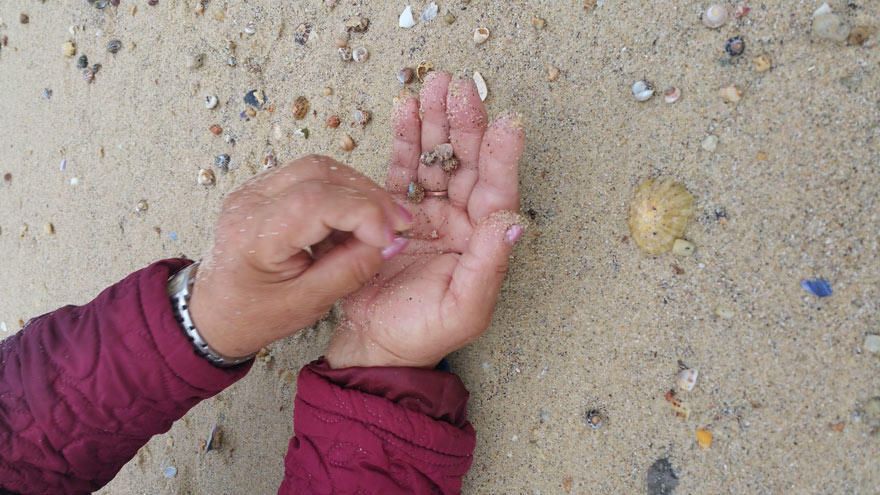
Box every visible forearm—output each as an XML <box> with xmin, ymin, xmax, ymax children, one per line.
<box><xmin>0</xmin><ymin>259</ymin><xmax>250</xmax><ymax>495</ymax></box>
<box><xmin>280</xmin><ymin>359</ymin><xmax>476</xmax><ymax>494</ymax></box>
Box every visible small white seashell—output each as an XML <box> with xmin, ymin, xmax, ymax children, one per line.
<box><xmin>631</xmin><ymin>80</ymin><xmax>654</xmax><ymax>102</ymax></box>
<box><xmin>677</xmin><ymin>368</ymin><xmax>699</xmax><ymax>391</ymax></box>
<box><xmin>473</xmin><ymin>71</ymin><xmax>488</xmax><ymax>101</ymax></box>
<box><xmin>672</xmin><ymin>239</ymin><xmax>695</xmax><ymax>256</ymax></box>
<box><xmin>421</xmin><ymin>2</ymin><xmax>438</xmax><ymax>22</ymax></box>
<box><xmin>243</xmin><ymin>22</ymin><xmax>256</xmax><ymax>35</ymax></box>
<box><xmin>352</xmin><ymin>46</ymin><xmax>369</xmax><ymax>63</ymax></box>
<box><xmin>59</xmin><ymin>158</ymin><xmax>67</xmax><ymax>171</ymax></box>
<box><xmin>702</xmin><ymin>4</ymin><xmax>730</xmax><ymax>29</ymax></box>
<box><xmin>473</xmin><ymin>27</ymin><xmax>490</xmax><ymax>45</ymax></box>
<box><xmin>69</xmin><ymin>177</ymin><xmax>80</xmax><ymax>186</ymax></box>
<box><xmin>399</xmin><ymin>6</ymin><xmax>416</xmax><ymax>28</ymax></box>
<box><xmin>663</xmin><ymin>86</ymin><xmax>681</xmax><ymax>104</ymax></box>
<box><xmin>813</xmin><ymin>2</ymin><xmax>832</xmax><ymax>17</ymax></box>
<box><xmin>701</xmin><ymin>134</ymin><xmax>719</xmax><ymax>152</ymax></box>
<box><xmin>205</xmin><ymin>95</ymin><xmax>219</xmax><ymax>109</ymax></box>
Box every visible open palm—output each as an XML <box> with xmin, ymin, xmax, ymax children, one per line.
<box><xmin>327</xmin><ymin>72</ymin><xmax>525</xmax><ymax>369</ymax></box>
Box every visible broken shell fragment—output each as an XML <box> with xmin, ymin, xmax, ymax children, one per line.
<box><xmin>719</xmin><ymin>84</ymin><xmax>742</xmax><ymax>103</ymax></box>
<box><xmin>326</xmin><ymin>115</ymin><xmax>341</xmax><ymax>128</ymax></box>
<box><xmin>813</xmin><ymin>13</ymin><xmax>850</xmax><ymax>42</ymax></box>
<box><xmin>663</xmin><ymin>86</ymin><xmax>681</xmax><ymax>103</ymax></box>
<box><xmin>676</xmin><ymin>368</ymin><xmax>699</xmax><ymax>391</ymax></box>
<box><xmin>473</xmin><ymin>27</ymin><xmax>490</xmax><ymax>45</ymax></box>
<box><xmin>671</xmin><ymin>239</ymin><xmax>695</xmax><ymax>257</ymax></box>
<box><xmin>344</xmin><ymin>16</ymin><xmax>370</xmax><ymax>33</ymax></box>
<box><xmin>752</xmin><ymin>53</ymin><xmax>772</xmax><ymax>73</ymax></box>
<box><xmin>205</xmin><ymin>95</ymin><xmax>219</xmax><ymax>109</ymax></box>
<box><xmin>421</xmin><ymin>2</ymin><xmax>438</xmax><ymax>22</ymax></box>
<box><xmin>351</xmin><ymin>108</ymin><xmax>371</xmax><ymax>127</ymax></box>
<box><xmin>62</xmin><ymin>41</ymin><xmax>77</xmax><ymax>57</ymax></box>
<box><xmin>292</xmin><ymin>96</ymin><xmax>309</xmax><ymax>120</ymax></box>
<box><xmin>702</xmin><ymin>4</ymin><xmax>730</xmax><ymax>29</ymax></box>
<box><xmin>244</xmin><ymin>89</ymin><xmax>267</xmax><ymax>110</ymax></box>
<box><xmin>631</xmin><ymin>80</ymin><xmax>654</xmax><ymax>102</ymax></box>
<box><xmin>664</xmin><ymin>390</ymin><xmax>690</xmax><ymax>420</ymax></box>
<box><xmin>416</xmin><ymin>61</ymin><xmax>434</xmax><ymax>82</ymax></box>
<box><xmin>847</xmin><ymin>26</ymin><xmax>875</xmax><ymax>46</ymax></box>
<box><xmin>473</xmin><ymin>71</ymin><xmax>488</xmax><ymax>101</ymax></box>
<box><xmin>197</xmin><ymin>168</ymin><xmax>215</xmax><ymax>186</ymax></box>
<box><xmin>696</xmin><ymin>428</ymin><xmax>713</xmax><ymax>449</ymax></box>
<box><xmin>547</xmin><ymin>65</ymin><xmax>560</xmax><ymax>82</ymax></box>
<box><xmin>628</xmin><ymin>178</ymin><xmax>695</xmax><ymax>255</ymax></box>
<box><xmin>399</xmin><ymin>6</ymin><xmax>416</xmax><ymax>29</ymax></box>
<box><xmin>701</xmin><ymin>135</ymin><xmax>718</xmax><ymax>152</ymax></box>
<box><xmin>338</xmin><ymin>47</ymin><xmax>353</xmax><ymax>61</ymax></box>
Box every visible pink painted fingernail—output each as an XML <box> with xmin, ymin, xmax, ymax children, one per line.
<box><xmin>381</xmin><ymin>237</ymin><xmax>409</xmax><ymax>260</ymax></box>
<box><xmin>505</xmin><ymin>225</ymin><xmax>523</xmax><ymax>245</ymax></box>
<box><xmin>396</xmin><ymin>204</ymin><xmax>414</xmax><ymax>224</ymax></box>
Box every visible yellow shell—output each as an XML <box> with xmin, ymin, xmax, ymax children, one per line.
<box><xmin>628</xmin><ymin>178</ymin><xmax>694</xmax><ymax>254</ymax></box>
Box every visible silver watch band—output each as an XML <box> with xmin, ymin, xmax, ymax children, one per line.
<box><xmin>167</xmin><ymin>262</ymin><xmax>254</xmax><ymax>367</ymax></box>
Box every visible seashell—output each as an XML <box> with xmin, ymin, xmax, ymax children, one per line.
<box><xmin>294</xmin><ymin>23</ymin><xmax>312</xmax><ymax>46</ymax></box>
<box><xmin>702</xmin><ymin>4</ymin><xmax>730</xmax><ymax>29</ymax></box>
<box><xmin>326</xmin><ymin>115</ymin><xmax>341</xmax><ymax>128</ymax></box>
<box><xmin>351</xmin><ymin>108</ymin><xmax>371</xmax><ymax>127</ymax></box>
<box><xmin>214</xmin><ymin>154</ymin><xmax>231</xmax><ymax>172</ymax></box>
<box><xmin>294</xmin><ymin>127</ymin><xmax>309</xmax><ymax>139</ymax></box>
<box><xmin>676</xmin><ymin>368</ymin><xmax>698</xmax><ymax>391</ymax></box>
<box><xmin>262</xmin><ymin>152</ymin><xmax>277</xmax><ymax>170</ymax></box>
<box><xmin>82</xmin><ymin>67</ymin><xmax>96</xmax><ymax>83</ymax></box>
<box><xmin>672</xmin><ymin>239</ymin><xmax>694</xmax><ymax>256</ymax></box>
<box><xmin>719</xmin><ymin>84</ymin><xmax>742</xmax><ymax>103</ymax></box>
<box><xmin>585</xmin><ymin>410</ymin><xmax>604</xmax><ymax>430</ymax></box>
<box><xmin>339</xmin><ymin>134</ymin><xmax>355</xmax><ymax>151</ymax></box>
<box><xmin>752</xmin><ymin>53</ymin><xmax>772</xmax><ymax>73</ymax></box>
<box><xmin>532</xmin><ymin>16</ymin><xmax>546</xmax><ymax>29</ymax></box>
<box><xmin>243</xmin><ymin>22</ymin><xmax>256</xmax><ymax>35</ymax></box>
<box><xmin>443</xmin><ymin>12</ymin><xmax>456</xmax><ymax>24</ymax></box>
<box><xmin>473</xmin><ymin>27</ymin><xmax>490</xmax><ymax>45</ymax></box>
<box><xmin>812</xmin><ymin>13</ymin><xmax>850</xmax><ymax>42</ymax></box>
<box><xmin>136</xmin><ymin>199</ymin><xmax>149</xmax><ymax>213</ymax></box>
<box><xmin>664</xmin><ymin>390</ymin><xmax>690</xmax><ymax>419</ymax></box>
<box><xmin>847</xmin><ymin>26</ymin><xmax>875</xmax><ymax>46</ymax></box>
<box><xmin>416</xmin><ymin>61</ymin><xmax>434</xmax><ymax>82</ymax></box>
<box><xmin>62</xmin><ymin>41</ymin><xmax>77</xmax><ymax>57</ymax></box>
<box><xmin>701</xmin><ymin>134</ymin><xmax>718</xmax><ymax>152</ymax></box>
<box><xmin>628</xmin><ymin>178</ymin><xmax>695</xmax><ymax>255</ymax></box>
<box><xmin>547</xmin><ymin>65</ymin><xmax>560</xmax><ymax>82</ymax></box>
<box><xmin>244</xmin><ymin>89</ymin><xmax>267</xmax><ymax>109</ymax></box>
<box><xmin>724</xmin><ymin>36</ymin><xmax>745</xmax><ymax>57</ymax></box>
<box><xmin>473</xmin><ymin>71</ymin><xmax>488</xmax><ymax>101</ymax></box>
<box><xmin>338</xmin><ymin>46</ymin><xmax>353</xmax><ymax>61</ymax></box>
<box><xmin>435</xmin><ymin>143</ymin><xmax>454</xmax><ymax>161</ymax></box>
<box><xmin>292</xmin><ymin>96</ymin><xmax>309</xmax><ymax>119</ymax></box>
<box><xmin>335</xmin><ymin>34</ymin><xmax>350</xmax><ymax>48</ymax></box>
<box><xmin>76</xmin><ymin>55</ymin><xmax>89</xmax><ymax>69</ymax></box>
<box><xmin>663</xmin><ymin>86</ymin><xmax>681</xmax><ymax>103</ymax></box>
<box><xmin>205</xmin><ymin>95</ymin><xmax>219</xmax><ymax>109</ymax></box>
<box><xmin>352</xmin><ymin>46</ymin><xmax>369</xmax><ymax>63</ymax></box>
<box><xmin>421</xmin><ymin>2</ymin><xmax>438</xmax><ymax>22</ymax></box>
<box><xmin>322</xmin><ymin>86</ymin><xmax>333</xmax><ymax>96</ymax></box>
<box><xmin>209</xmin><ymin>124</ymin><xmax>222</xmax><ymax>136</ymax></box>
<box><xmin>107</xmin><ymin>39</ymin><xmax>122</xmax><ymax>54</ymax></box>
<box><xmin>163</xmin><ymin>466</ymin><xmax>177</xmax><ymax>479</ymax></box>
<box><xmin>398</xmin><ymin>67</ymin><xmax>414</xmax><ymax>84</ymax></box>
<box><xmin>399</xmin><ymin>6</ymin><xmax>416</xmax><ymax>29</ymax></box>
<box><xmin>696</xmin><ymin>428</ymin><xmax>712</xmax><ymax>449</ymax></box>
<box><xmin>344</xmin><ymin>16</ymin><xmax>370</xmax><ymax>33</ymax></box>
<box><xmin>44</xmin><ymin>222</ymin><xmax>55</xmax><ymax>235</ymax></box>
<box><xmin>197</xmin><ymin>168</ymin><xmax>215</xmax><ymax>186</ymax></box>
<box><xmin>631</xmin><ymin>80</ymin><xmax>654</xmax><ymax>102</ymax></box>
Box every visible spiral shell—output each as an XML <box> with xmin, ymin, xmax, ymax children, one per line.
<box><xmin>628</xmin><ymin>178</ymin><xmax>695</xmax><ymax>254</ymax></box>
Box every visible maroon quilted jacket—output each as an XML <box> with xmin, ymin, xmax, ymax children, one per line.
<box><xmin>0</xmin><ymin>259</ymin><xmax>476</xmax><ymax>494</ymax></box>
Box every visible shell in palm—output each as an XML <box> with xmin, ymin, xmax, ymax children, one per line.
<box><xmin>628</xmin><ymin>178</ymin><xmax>695</xmax><ymax>254</ymax></box>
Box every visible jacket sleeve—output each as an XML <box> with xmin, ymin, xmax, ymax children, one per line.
<box><xmin>280</xmin><ymin>359</ymin><xmax>477</xmax><ymax>495</ymax></box>
<box><xmin>0</xmin><ymin>259</ymin><xmax>250</xmax><ymax>495</ymax></box>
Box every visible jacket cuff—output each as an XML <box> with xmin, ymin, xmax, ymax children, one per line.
<box><xmin>140</xmin><ymin>259</ymin><xmax>251</xmax><ymax>392</ymax></box>
<box><xmin>298</xmin><ymin>358</ymin><xmax>475</xmax><ymax>455</ymax></box>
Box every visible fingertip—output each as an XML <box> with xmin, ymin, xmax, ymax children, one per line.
<box><xmin>447</xmin><ymin>76</ymin><xmax>488</xmax><ymax>129</ymax></box>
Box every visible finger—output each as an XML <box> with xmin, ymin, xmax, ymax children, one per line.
<box><xmin>417</xmin><ymin>72</ymin><xmax>453</xmax><ymax>191</ymax></box>
<box><xmin>446</xmin><ymin>76</ymin><xmax>488</xmax><ymax>208</ymax></box>
<box><xmin>444</xmin><ymin>211</ymin><xmax>524</xmax><ymax>333</ymax></box>
<box><xmin>262</xmin><ymin>183</ymin><xmax>393</xmax><ymax>267</ymax></box>
<box><xmin>467</xmin><ymin>113</ymin><xmax>525</xmax><ymax>222</ymax></box>
<box><xmin>386</xmin><ymin>95</ymin><xmax>422</xmax><ymax>193</ymax></box>
<box><xmin>295</xmin><ymin>236</ymin><xmax>384</xmax><ymax>310</ymax></box>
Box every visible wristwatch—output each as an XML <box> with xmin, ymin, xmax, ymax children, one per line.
<box><xmin>167</xmin><ymin>262</ymin><xmax>255</xmax><ymax>367</ymax></box>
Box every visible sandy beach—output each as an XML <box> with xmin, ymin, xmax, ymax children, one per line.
<box><xmin>1</xmin><ymin>0</ymin><xmax>878</xmax><ymax>493</ymax></box>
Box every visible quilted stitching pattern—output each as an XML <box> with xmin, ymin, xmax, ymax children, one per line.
<box><xmin>0</xmin><ymin>260</ymin><xmax>249</xmax><ymax>495</ymax></box>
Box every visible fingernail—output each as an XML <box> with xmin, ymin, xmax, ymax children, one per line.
<box><xmin>396</xmin><ymin>204</ymin><xmax>414</xmax><ymax>225</ymax></box>
<box><xmin>381</xmin><ymin>237</ymin><xmax>409</xmax><ymax>260</ymax></box>
<box><xmin>505</xmin><ymin>225</ymin><xmax>523</xmax><ymax>245</ymax></box>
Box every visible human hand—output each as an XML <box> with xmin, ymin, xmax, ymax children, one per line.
<box><xmin>326</xmin><ymin>72</ymin><xmax>526</xmax><ymax>369</ymax></box>
<box><xmin>188</xmin><ymin>156</ymin><xmax>414</xmax><ymax>359</ymax></box>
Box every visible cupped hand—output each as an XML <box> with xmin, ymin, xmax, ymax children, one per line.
<box><xmin>188</xmin><ymin>156</ymin><xmax>413</xmax><ymax>359</ymax></box>
<box><xmin>326</xmin><ymin>72</ymin><xmax>526</xmax><ymax>369</ymax></box>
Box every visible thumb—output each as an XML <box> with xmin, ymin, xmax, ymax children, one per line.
<box><xmin>446</xmin><ymin>211</ymin><xmax>524</xmax><ymax>332</ymax></box>
<box><xmin>297</xmin><ymin>236</ymin><xmax>386</xmax><ymax>308</ymax></box>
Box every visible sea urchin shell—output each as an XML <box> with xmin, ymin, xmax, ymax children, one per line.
<box><xmin>628</xmin><ymin>178</ymin><xmax>695</xmax><ymax>254</ymax></box>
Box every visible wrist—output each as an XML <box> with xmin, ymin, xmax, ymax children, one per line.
<box><xmin>325</xmin><ymin>323</ymin><xmax>438</xmax><ymax>369</ymax></box>
<box><xmin>188</xmin><ymin>280</ymin><xmax>262</xmax><ymax>360</ymax></box>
